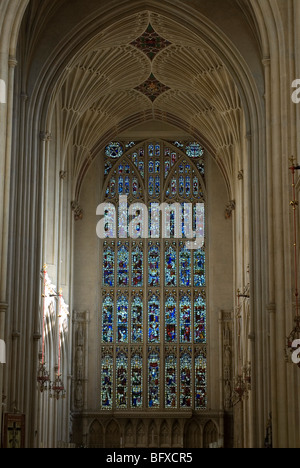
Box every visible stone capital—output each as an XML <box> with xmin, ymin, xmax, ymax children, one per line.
<box><xmin>0</xmin><ymin>302</ymin><xmax>8</xmax><ymax>314</ymax></box>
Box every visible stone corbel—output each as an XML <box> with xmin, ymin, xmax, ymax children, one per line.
<box><xmin>71</xmin><ymin>200</ymin><xmax>83</xmax><ymax>221</ymax></box>
<box><xmin>225</xmin><ymin>200</ymin><xmax>236</xmax><ymax>219</ymax></box>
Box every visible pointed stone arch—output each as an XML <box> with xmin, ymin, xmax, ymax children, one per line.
<box><xmin>88</xmin><ymin>419</ymin><xmax>104</xmax><ymax>448</ymax></box>
<box><xmin>203</xmin><ymin>420</ymin><xmax>219</xmax><ymax>448</ymax></box>
<box><xmin>136</xmin><ymin>420</ymin><xmax>146</xmax><ymax>447</ymax></box>
<box><xmin>184</xmin><ymin>419</ymin><xmax>201</xmax><ymax>449</ymax></box>
<box><xmin>105</xmin><ymin>420</ymin><xmax>121</xmax><ymax>448</ymax></box>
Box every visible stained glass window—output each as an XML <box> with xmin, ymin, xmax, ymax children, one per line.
<box><xmin>103</xmin><ymin>245</ymin><xmax>114</xmax><ymax>286</ymax></box>
<box><xmin>105</xmin><ymin>142</ymin><xmax>123</xmax><ymax>158</ymax></box>
<box><xmin>195</xmin><ymin>352</ymin><xmax>207</xmax><ymax>409</ymax></box>
<box><xmin>116</xmin><ymin>354</ymin><xmax>128</xmax><ymax>408</ymax></box>
<box><xmin>185</xmin><ymin>142</ymin><xmax>204</xmax><ymax>158</ymax></box>
<box><xmin>101</xmin><ymin>354</ymin><xmax>113</xmax><ymax>409</ymax></box>
<box><xmin>194</xmin><ymin>249</ymin><xmax>206</xmax><ymax>287</ymax></box>
<box><xmin>180</xmin><ymin>354</ymin><xmax>192</xmax><ymax>408</ymax></box>
<box><xmin>132</xmin><ymin>245</ymin><xmax>143</xmax><ymax>287</ymax></box>
<box><xmin>165</xmin><ymin>296</ymin><xmax>177</xmax><ymax>343</ymax></box>
<box><xmin>131</xmin><ymin>355</ymin><xmax>143</xmax><ymax>408</ymax></box>
<box><xmin>148</xmin><ymin>244</ymin><xmax>160</xmax><ymax>287</ymax></box>
<box><xmin>194</xmin><ymin>294</ymin><xmax>206</xmax><ymax>344</ymax></box>
<box><xmin>180</xmin><ymin>296</ymin><xmax>191</xmax><ymax>343</ymax></box>
<box><xmin>117</xmin><ymin>244</ymin><xmax>129</xmax><ymax>286</ymax></box>
<box><xmin>165</xmin><ymin>245</ymin><xmax>177</xmax><ymax>286</ymax></box>
<box><xmin>148</xmin><ymin>295</ymin><xmax>160</xmax><ymax>343</ymax></box>
<box><xmin>148</xmin><ymin>352</ymin><xmax>160</xmax><ymax>408</ymax></box>
<box><xmin>131</xmin><ymin>295</ymin><xmax>143</xmax><ymax>343</ymax></box>
<box><xmin>179</xmin><ymin>245</ymin><xmax>191</xmax><ymax>286</ymax></box>
<box><xmin>117</xmin><ymin>295</ymin><xmax>128</xmax><ymax>343</ymax></box>
<box><xmin>101</xmin><ymin>139</ymin><xmax>207</xmax><ymax>412</ymax></box>
<box><xmin>165</xmin><ymin>355</ymin><xmax>177</xmax><ymax>408</ymax></box>
<box><xmin>102</xmin><ymin>296</ymin><xmax>114</xmax><ymax>343</ymax></box>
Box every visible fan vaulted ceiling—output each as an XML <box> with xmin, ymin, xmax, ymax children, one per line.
<box><xmin>56</xmin><ymin>11</ymin><xmax>243</xmax><ymax>196</ymax></box>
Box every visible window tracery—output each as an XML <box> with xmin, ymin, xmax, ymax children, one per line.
<box><xmin>100</xmin><ymin>140</ymin><xmax>207</xmax><ymax>411</ymax></box>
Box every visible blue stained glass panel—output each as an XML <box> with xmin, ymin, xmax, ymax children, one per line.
<box><xmin>179</xmin><ymin>246</ymin><xmax>191</xmax><ymax>286</ymax></box>
<box><xmin>165</xmin><ymin>296</ymin><xmax>177</xmax><ymax>343</ymax></box>
<box><xmin>148</xmin><ymin>353</ymin><xmax>160</xmax><ymax>408</ymax></box>
<box><xmin>165</xmin><ymin>355</ymin><xmax>177</xmax><ymax>408</ymax></box>
<box><xmin>148</xmin><ymin>295</ymin><xmax>160</xmax><ymax>343</ymax></box>
<box><xmin>118</xmin><ymin>176</ymin><xmax>124</xmax><ymax>194</ymax></box>
<box><xmin>148</xmin><ymin>244</ymin><xmax>160</xmax><ymax>286</ymax></box>
<box><xmin>180</xmin><ymin>296</ymin><xmax>191</xmax><ymax>343</ymax></box>
<box><xmin>102</xmin><ymin>296</ymin><xmax>114</xmax><ymax>343</ymax></box>
<box><xmin>132</xmin><ymin>246</ymin><xmax>143</xmax><ymax>287</ymax></box>
<box><xmin>165</xmin><ymin>246</ymin><xmax>177</xmax><ymax>287</ymax></box>
<box><xmin>117</xmin><ymin>244</ymin><xmax>129</xmax><ymax>286</ymax></box>
<box><xmin>103</xmin><ymin>246</ymin><xmax>114</xmax><ymax>286</ymax></box>
<box><xmin>186</xmin><ymin>176</ymin><xmax>191</xmax><ymax>196</ymax></box>
<box><xmin>148</xmin><ymin>144</ymin><xmax>154</xmax><ymax>157</ymax></box>
<box><xmin>125</xmin><ymin>176</ymin><xmax>130</xmax><ymax>194</ymax></box>
<box><xmin>194</xmin><ymin>250</ymin><xmax>206</xmax><ymax>287</ymax></box>
<box><xmin>149</xmin><ymin>176</ymin><xmax>154</xmax><ymax>197</ymax></box>
<box><xmin>117</xmin><ymin>295</ymin><xmax>128</xmax><ymax>343</ymax></box>
<box><xmin>155</xmin><ymin>176</ymin><xmax>160</xmax><ymax>196</ymax></box>
<box><xmin>149</xmin><ymin>161</ymin><xmax>154</xmax><ymax>173</ymax></box>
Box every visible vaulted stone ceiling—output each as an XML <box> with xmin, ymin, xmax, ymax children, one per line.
<box><xmin>55</xmin><ymin>11</ymin><xmax>243</xmax><ymax>197</ymax></box>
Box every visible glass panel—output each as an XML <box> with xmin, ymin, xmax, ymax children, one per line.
<box><xmin>148</xmin><ymin>144</ymin><xmax>154</xmax><ymax>158</ymax></box>
<box><xmin>118</xmin><ymin>176</ymin><xmax>124</xmax><ymax>194</ymax></box>
<box><xmin>131</xmin><ymin>296</ymin><xmax>143</xmax><ymax>343</ymax></box>
<box><xmin>149</xmin><ymin>161</ymin><xmax>154</xmax><ymax>173</ymax></box>
<box><xmin>165</xmin><ymin>296</ymin><xmax>177</xmax><ymax>343</ymax></box>
<box><xmin>165</xmin><ymin>245</ymin><xmax>177</xmax><ymax>287</ymax></box>
<box><xmin>148</xmin><ymin>352</ymin><xmax>160</xmax><ymax>408</ymax></box>
<box><xmin>149</xmin><ymin>176</ymin><xmax>154</xmax><ymax>197</ymax></box>
<box><xmin>117</xmin><ymin>244</ymin><xmax>129</xmax><ymax>287</ymax></box>
<box><xmin>105</xmin><ymin>142</ymin><xmax>123</xmax><ymax>159</ymax></box>
<box><xmin>195</xmin><ymin>352</ymin><xmax>207</xmax><ymax>409</ymax></box>
<box><xmin>116</xmin><ymin>354</ymin><xmax>128</xmax><ymax>409</ymax></box>
<box><xmin>165</xmin><ymin>355</ymin><xmax>177</xmax><ymax>408</ymax></box>
<box><xmin>179</xmin><ymin>245</ymin><xmax>191</xmax><ymax>287</ymax></box>
<box><xmin>194</xmin><ymin>294</ymin><xmax>206</xmax><ymax>344</ymax></box>
<box><xmin>194</xmin><ymin>249</ymin><xmax>206</xmax><ymax>287</ymax></box>
<box><xmin>148</xmin><ymin>244</ymin><xmax>160</xmax><ymax>287</ymax></box>
<box><xmin>148</xmin><ymin>295</ymin><xmax>160</xmax><ymax>343</ymax></box>
<box><xmin>125</xmin><ymin>176</ymin><xmax>130</xmax><ymax>194</ymax></box>
<box><xmin>132</xmin><ymin>245</ymin><xmax>143</xmax><ymax>287</ymax></box>
<box><xmin>131</xmin><ymin>355</ymin><xmax>143</xmax><ymax>408</ymax></box>
<box><xmin>180</xmin><ymin>354</ymin><xmax>192</xmax><ymax>408</ymax></box>
<box><xmin>186</xmin><ymin>176</ymin><xmax>191</xmax><ymax>196</ymax></box>
<box><xmin>101</xmin><ymin>354</ymin><xmax>113</xmax><ymax>409</ymax></box>
<box><xmin>180</xmin><ymin>296</ymin><xmax>191</xmax><ymax>343</ymax></box>
<box><xmin>109</xmin><ymin>177</ymin><xmax>116</xmax><ymax>197</ymax></box>
<box><xmin>186</xmin><ymin>142</ymin><xmax>204</xmax><ymax>158</ymax></box>
<box><xmin>132</xmin><ymin>177</ymin><xmax>139</xmax><ymax>197</ymax></box>
<box><xmin>155</xmin><ymin>176</ymin><xmax>160</xmax><ymax>196</ymax></box>
<box><xmin>102</xmin><ymin>296</ymin><xmax>114</xmax><ymax>343</ymax></box>
<box><xmin>103</xmin><ymin>246</ymin><xmax>114</xmax><ymax>287</ymax></box>
<box><xmin>117</xmin><ymin>295</ymin><xmax>128</xmax><ymax>343</ymax></box>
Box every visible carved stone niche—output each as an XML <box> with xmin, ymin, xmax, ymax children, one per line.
<box><xmin>220</xmin><ymin>310</ymin><xmax>234</xmax><ymax>411</ymax></box>
<box><xmin>72</xmin><ymin>311</ymin><xmax>89</xmax><ymax>410</ymax></box>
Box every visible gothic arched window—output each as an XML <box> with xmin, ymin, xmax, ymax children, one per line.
<box><xmin>100</xmin><ymin>140</ymin><xmax>207</xmax><ymax>411</ymax></box>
